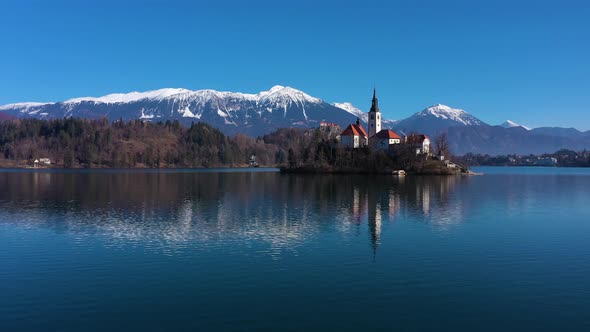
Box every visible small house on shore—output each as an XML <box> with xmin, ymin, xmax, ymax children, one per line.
<box><xmin>33</xmin><ymin>158</ymin><xmax>51</xmax><ymax>167</ymax></box>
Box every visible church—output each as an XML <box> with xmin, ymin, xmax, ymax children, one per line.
<box><xmin>339</xmin><ymin>89</ymin><xmax>406</xmax><ymax>151</ymax></box>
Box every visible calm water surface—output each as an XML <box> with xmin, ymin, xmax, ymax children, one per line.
<box><xmin>1</xmin><ymin>167</ymin><xmax>589</xmax><ymax>331</ymax></box>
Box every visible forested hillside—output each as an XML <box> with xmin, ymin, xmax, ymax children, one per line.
<box><xmin>0</xmin><ymin>118</ymin><xmax>446</xmax><ymax>172</ymax></box>
<box><xmin>0</xmin><ymin>118</ymin><xmax>280</xmax><ymax>168</ymax></box>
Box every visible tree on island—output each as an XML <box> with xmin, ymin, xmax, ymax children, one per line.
<box><xmin>434</xmin><ymin>133</ymin><xmax>451</xmax><ymax>158</ymax></box>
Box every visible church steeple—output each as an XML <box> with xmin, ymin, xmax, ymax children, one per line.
<box><xmin>370</xmin><ymin>88</ymin><xmax>380</xmax><ymax>113</ymax></box>
<box><xmin>367</xmin><ymin>88</ymin><xmax>382</xmax><ymax>139</ymax></box>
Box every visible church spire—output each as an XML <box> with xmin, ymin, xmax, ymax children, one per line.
<box><xmin>370</xmin><ymin>88</ymin><xmax>380</xmax><ymax>113</ymax></box>
<box><xmin>367</xmin><ymin>87</ymin><xmax>382</xmax><ymax>139</ymax></box>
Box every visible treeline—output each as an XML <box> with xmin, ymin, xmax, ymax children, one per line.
<box><xmin>0</xmin><ymin>118</ymin><xmax>278</xmax><ymax>168</ymax></box>
<box><xmin>0</xmin><ymin>118</ymin><xmax>445</xmax><ymax>171</ymax></box>
<box><xmin>458</xmin><ymin>149</ymin><xmax>590</xmax><ymax>167</ymax></box>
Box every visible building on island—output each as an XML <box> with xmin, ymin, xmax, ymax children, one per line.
<box><xmin>373</xmin><ymin>129</ymin><xmax>402</xmax><ymax>150</ymax></box>
<box><xmin>339</xmin><ymin>89</ymin><xmax>402</xmax><ymax>150</ymax></box>
<box><xmin>319</xmin><ymin>121</ymin><xmax>342</xmax><ymax>138</ymax></box>
<box><xmin>340</xmin><ymin>119</ymin><xmax>368</xmax><ymax>148</ymax></box>
<box><xmin>339</xmin><ymin>89</ymin><xmax>432</xmax><ymax>155</ymax></box>
<box><xmin>404</xmin><ymin>134</ymin><xmax>430</xmax><ymax>155</ymax></box>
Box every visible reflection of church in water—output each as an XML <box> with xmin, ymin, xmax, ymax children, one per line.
<box><xmin>348</xmin><ymin>176</ymin><xmax>462</xmax><ymax>259</ymax></box>
<box><xmin>349</xmin><ymin>183</ymin><xmax>401</xmax><ymax>259</ymax></box>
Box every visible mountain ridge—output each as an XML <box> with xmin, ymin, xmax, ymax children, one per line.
<box><xmin>0</xmin><ymin>86</ymin><xmax>354</xmax><ymax>136</ymax></box>
<box><xmin>1</xmin><ymin>86</ymin><xmax>589</xmax><ymax>154</ymax></box>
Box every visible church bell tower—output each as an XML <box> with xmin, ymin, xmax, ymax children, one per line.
<box><xmin>368</xmin><ymin>88</ymin><xmax>381</xmax><ymax>139</ymax></box>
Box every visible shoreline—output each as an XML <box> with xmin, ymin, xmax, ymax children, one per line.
<box><xmin>279</xmin><ymin>165</ymin><xmax>468</xmax><ymax>176</ymax></box>
<box><xmin>0</xmin><ymin>156</ymin><xmax>279</xmax><ymax>170</ymax></box>
<box><xmin>0</xmin><ymin>163</ymin><xmax>280</xmax><ymax>171</ymax></box>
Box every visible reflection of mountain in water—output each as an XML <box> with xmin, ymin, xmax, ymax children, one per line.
<box><xmin>0</xmin><ymin>171</ymin><xmax>466</xmax><ymax>257</ymax></box>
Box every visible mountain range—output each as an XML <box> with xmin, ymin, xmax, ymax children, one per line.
<box><xmin>0</xmin><ymin>86</ymin><xmax>358</xmax><ymax>137</ymax></box>
<box><xmin>1</xmin><ymin>86</ymin><xmax>589</xmax><ymax>155</ymax></box>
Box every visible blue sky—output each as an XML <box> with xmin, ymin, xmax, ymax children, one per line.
<box><xmin>1</xmin><ymin>0</ymin><xmax>589</xmax><ymax>129</ymax></box>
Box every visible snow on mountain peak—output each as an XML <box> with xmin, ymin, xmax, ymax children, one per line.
<box><xmin>333</xmin><ymin>102</ymin><xmax>367</xmax><ymax>122</ymax></box>
<box><xmin>64</xmin><ymin>88</ymin><xmax>193</xmax><ymax>104</ymax></box>
<box><xmin>501</xmin><ymin>120</ymin><xmax>530</xmax><ymax>130</ymax></box>
<box><xmin>418</xmin><ymin>104</ymin><xmax>482</xmax><ymax>125</ymax></box>
<box><xmin>333</xmin><ymin>102</ymin><xmax>364</xmax><ymax>117</ymax></box>
<box><xmin>502</xmin><ymin>120</ymin><xmax>519</xmax><ymax>128</ymax></box>
<box><xmin>0</xmin><ymin>102</ymin><xmax>54</xmax><ymax>111</ymax></box>
<box><xmin>424</xmin><ymin>104</ymin><xmax>464</xmax><ymax>115</ymax></box>
<box><xmin>257</xmin><ymin>85</ymin><xmax>321</xmax><ymax>104</ymax></box>
<box><xmin>268</xmin><ymin>85</ymin><xmax>286</xmax><ymax>93</ymax></box>
<box><xmin>53</xmin><ymin>86</ymin><xmax>326</xmax><ymax>107</ymax></box>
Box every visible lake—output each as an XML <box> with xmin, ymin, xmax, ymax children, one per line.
<box><xmin>1</xmin><ymin>167</ymin><xmax>589</xmax><ymax>331</ymax></box>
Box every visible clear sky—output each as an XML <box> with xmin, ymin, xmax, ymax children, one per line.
<box><xmin>1</xmin><ymin>0</ymin><xmax>589</xmax><ymax>129</ymax></box>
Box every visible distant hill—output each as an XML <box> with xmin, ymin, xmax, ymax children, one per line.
<box><xmin>529</xmin><ymin>127</ymin><xmax>587</xmax><ymax>138</ymax></box>
<box><xmin>448</xmin><ymin>125</ymin><xmax>590</xmax><ymax>155</ymax></box>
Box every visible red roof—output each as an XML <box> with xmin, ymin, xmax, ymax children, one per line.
<box><xmin>341</xmin><ymin>124</ymin><xmax>368</xmax><ymax>137</ymax></box>
<box><xmin>374</xmin><ymin>129</ymin><xmax>401</xmax><ymax>139</ymax></box>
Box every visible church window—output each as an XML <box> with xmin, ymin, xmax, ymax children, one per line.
<box><xmin>370</xmin><ymin>115</ymin><xmax>374</xmax><ymax>120</ymax></box>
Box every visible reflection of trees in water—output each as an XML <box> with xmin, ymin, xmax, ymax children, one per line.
<box><xmin>406</xmin><ymin>176</ymin><xmax>465</xmax><ymax>227</ymax></box>
<box><xmin>0</xmin><ymin>171</ymin><xmax>466</xmax><ymax>255</ymax></box>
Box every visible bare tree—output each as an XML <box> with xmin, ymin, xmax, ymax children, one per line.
<box><xmin>435</xmin><ymin>133</ymin><xmax>451</xmax><ymax>158</ymax></box>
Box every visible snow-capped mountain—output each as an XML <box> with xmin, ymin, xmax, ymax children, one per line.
<box><xmin>333</xmin><ymin>102</ymin><xmax>366</xmax><ymax>121</ymax></box>
<box><xmin>501</xmin><ymin>120</ymin><xmax>530</xmax><ymax>130</ymax></box>
<box><xmin>332</xmin><ymin>102</ymin><xmax>398</xmax><ymax>127</ymax></box>
<box><xmin>413</xmin><ymin>104</ymin><xmax>483</xmax><ymax>126</ymax></box>
<box><xmin>0</xmin><ymin>86</ymin><xmax>358</xmax><ymax>136</ymax></box>
<box><xmin>392</xmin><ymin>104</ymin><xmax>485</xmax><ymax>135</ymax></box>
